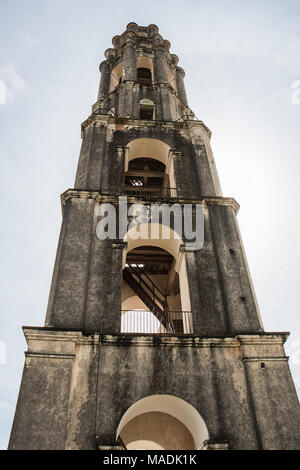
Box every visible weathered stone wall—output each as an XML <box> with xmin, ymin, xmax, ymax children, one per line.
<box><xmin>9</xmin><ymin>329</ymin><xmax>300</xmax><ymax>450</ymax></box>
<box><xmin>75</xmin><ymin>120</ymin><xmax>217</xmax><ymax>199</ymax></box>
<box><xmin>8</xmin><ymin>330</ymin><xmax>76</xmax><ymax>450</ymax></box>
<box><xmin>45</xmin><ymin>196</ymin><xmax>123</xmax><ymax>334</ymax></box>
<box><xmin>44</xmin><ymin>192</ymin><xmax>261</xmax><ymax>336</ymax></box>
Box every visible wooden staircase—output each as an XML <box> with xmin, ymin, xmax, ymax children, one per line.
<box><xmin>123</xmin><ymin>263</ymin><xmax>174</xmax><ymax>332</ymax></box>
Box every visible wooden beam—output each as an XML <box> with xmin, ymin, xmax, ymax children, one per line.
<box><xmin>125</xmin><ymin>170</ymin><xmax>165</xmax><ymax>178</ymax></box>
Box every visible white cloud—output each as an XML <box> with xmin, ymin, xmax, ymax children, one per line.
<box><xmin>0</xmin><ymin>64</ymin><xmax>26</xmax><ymax>103</ymax></box>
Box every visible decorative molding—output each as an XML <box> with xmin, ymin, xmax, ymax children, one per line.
<box><xmin>60</xmin><ymin>189</ymin><xmax>240</xmax><ymax>214</ymax></box>
<box><xmin>100</xmin><ymin>334</ymin><xmax>241</xmax><ymax>348</ymax></box>
<box><xmin>82</xmin><ymin>111</ymin><xmax>209</xmax><ymax>138</ymax></box>
<box><xmin>237</xmin><ymin>333</ymin><xmax>289</xmax><ymax>345</ymax></box>
<box><xmin>81</xmin><ymin>113</ymin><xmax>110</xmax><ymax>136</ymax></box>
<box><xmin>98</xmin><ymin>445</ymin><xmax>124</xmax><ymax>451</ymax></box>
<box><xmin>23</xmin><ymin>327</ymin><xmax>100</xmax><ymax>347</ymax></box>
<box><xmin>23</xmin><ymin>327</ymin><xmax>82</xmax><ymax>344</ymax></box>
<box><xmin>203</xmin><ymin>196</ymin><xmax>240</xmax><ymax>214</ymax></box>
<box><xmin>112</xmin><ymin>241</ymin><xmax>128</xmax><ymax>250</ymax></box>
<box><xmin>169</xmin><ymin>150</ymin><xmax>182</xmax><ymax>159</ymax></box>
<box><xmin>25</xmin><ymin>352</ymin><xmax>75</xmax><ymax>360</ymax></box>
<box><xmin>241</xmin><ymin>356</ymin><xmax>289</xmax><ymax>364</ymax></box>
<box><xmin>21</xmin><ymin>328</ymin><xmax>290</xmax><ymax>353</ymax></box>
<box><xmin>61</xmin><ymin>189</ymin><xmax>100</xmax><ymax>206</ymax></box>
<box><xmin>202</xmin><ymin>440</ymin><xmax>229</xmax><ymax>450</ymax></box>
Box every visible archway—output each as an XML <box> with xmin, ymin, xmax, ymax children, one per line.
<box><xmin>137</xmin><ymin>68</ymin><xmax>152</xmax><ymax>86</ymax></box>
<box><xmin>121</xmin><ymin>223</ymin><xmax>192</xmax><ymax>333</ymax></box>
<box><xmin>136</xmin><ymin>56</ymin><xmax>153</xmax><ymax>84</ymax></box>
<box><xmin>125</xmin><ymin>138</ymin><xmax>176</xmax><ymax>195</ymax></box>
<box><xmin>109</xmin><ymin>62</ymin><xmax>124</xmax><ymax>92</ymax></box>
<box><xmin>126</xmin><ymin>138</ymin><xmax>170</xmax><ymax>167</ymax></box>
<box><xmin>116</xmin><ymin>395</ymin><xmax>209</xmax><ymax>450</ymax></box>
<box><xmin>124</xmin><ymin>157</ymin><xmax>172</xmax><ymax>198</ymax></box>
<box><xmin>139</xmin><ymin>98</ymin><xmax>154</xmax><ymax>120</ymax></box>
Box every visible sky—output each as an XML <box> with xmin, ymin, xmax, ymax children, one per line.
<box><xmin>0</xmin><ymin>0</ymin><xmax>300</xmax><ymax>449</ymax></box>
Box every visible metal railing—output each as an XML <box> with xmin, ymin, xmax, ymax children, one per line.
<box><xmin>169</xmin><ymin>311</ymin><xmax>193</xmax><ymax>334</ymax></box>
<box><xmin>121</xmin><ymin>310</ymin><xmax>193</xmax><ymax>334</ymax></box>
<box><xmin>124</xmin><ymin>186</ymin><xmax>177</xmax><ymax>198</ymax></box>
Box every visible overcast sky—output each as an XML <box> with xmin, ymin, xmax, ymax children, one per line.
<box><xmin>0</xmin><ymin>0</ymin><xmax>300</xmax><ymax>449</ymax></box>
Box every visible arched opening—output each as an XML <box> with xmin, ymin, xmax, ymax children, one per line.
<box><xmin>116</xmin><ymin>395</ymin><xmax>209</xmax><ymax>450</ymax></box>
<box><xmin>127</xmin><ymin>138</ymin><xmax>169</xmax><ymax>166</ymax></box>
<box><xmin>109</xmin><ymin>62</ymin><xmax>124</xmax><ymax>92</ymax></box>
<box><xmin>125</xmin><ymin>158</ymin><xmax>171</xmax><ymax>198</ymax></box>
<box><xmin>137</xmin><ymin>67</ymin><xmax>152</xmax><ymax>85</ymax></box>
<box><xmin>139</xmin><ymin>98</ymin><xmax>154</xmax><ymax>120</ymax></box>
<box><xmin>124</xmin><ymin>138</ymin><xmax>176</xmax><ymax>198</ymax></box>
<box><xmin>121</xmin><ymin>223</ymin><xmax>192</xmax><ymax>334</ymax></box>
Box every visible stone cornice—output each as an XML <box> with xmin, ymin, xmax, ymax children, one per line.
<box><xmin>183</xmin><ymin>119</ymin><xmax>212</xmax><ymax>138</ymax></box>
<box><xmin>60</xmin><ymin>189</ymin><xmax>240</xmax><ymax>214</ymax></box>
<box><xmin>237</xmin><ymin>333</ymin><xmax>289</xmax><ymax>345</ymax></box>
<box><xmin>202</xmin><ymin>440</ymin><xmax>229</xmax><ymax>450</ymax></box>
<box><xmin>23</xmin><ymin>327</ymin><xmax>83</xmax><ymax>344</ymax></box>
<box><xmin>60</xmin><ymin>189</ymin><xmax>100</xmax><ymax>206</ymax></box>
<box><xmin>25</xmin><ymin>352</ymin><xmax>76</xmax><ymax>360</ymax></box>
<box><xmin>241</xmin><ymin>356</ymin><xmax>289</xmax><ymax>364</ymax></box>
<box><xmin>81</xmin><ymin>112</ymin><xmax>211</xmax><ymax>141</ymax></box>
<box><xmin>22</xmin><ymin>327</ymin><xmax>290</xmax><ymax>348</ymax></box>
<box><xmin>203</xmin><ymin>196</ymin><xmax>240</xmax><ymax>213</ymax></box>
<box><xmin>100</xmin><ymin>335</ymin><xmax>240</xmax><ymax>348</ymax></box>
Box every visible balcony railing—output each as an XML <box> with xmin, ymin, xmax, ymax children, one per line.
<box><xmin>121</xmin><ymin>310</ymin><xmax>193</xmax><ymax>334</ymax></box>
<box><xmin>124</xmin><ymin>187</ymin><xmax>177</xmax><ymax>198</ymax></box>
<box><xmin>136</xmin><ymin>79</ymin><xmax>155</xmax><ymax>87</ymax></box>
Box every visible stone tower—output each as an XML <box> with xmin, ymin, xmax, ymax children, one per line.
<box><xmin>9</xmin><ymin>23</ymin><xmax>300</xmax><ymax>450</ymax></box>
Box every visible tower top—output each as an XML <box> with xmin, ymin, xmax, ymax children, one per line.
<box><xmin>95</xmin><ymin>22</ymin><xmax>189</xmax><ymax>119</ymax></box>
<box><xmin>103</xmin><ymin>22</ymin><xmax>179</xmax><ymax>67</ymax></box>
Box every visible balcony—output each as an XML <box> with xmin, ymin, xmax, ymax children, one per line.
<box><xmin>124</xmin><ymin>186</ymin><xmax>177</xmax><ymax>199</ymax></box>
<box><xmin>121</xmin><ymin>310</ymin><xmax>193</xmax><ymax>334</ymax></box>
<box><xmin>136</xmin><ymin>78</ymin><xmax>155</xmax><ymax>87</ymax></box>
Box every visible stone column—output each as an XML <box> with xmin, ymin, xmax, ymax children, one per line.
<box><xmin>154</xmin><ymin>46</ymin><xmax>168</xmax><ymax>83</ymax></box>
<box><xmin>112</xmin><ymin>146</ymin><xmax>125</xmax><ymax>194</ymax></box>
<box><xmin>208</xmin><ymin>203</ymin><xmax>263</xmax><ymax>334</ymax></box>
<box><xmin>126</xmin><ymin>22</ymin><xmax>138</xmax><ymax>34</ymax></box>
<box><xmin>75</xmin><ymin>122</ymin><xmax>107</xmax><ymax>190</ymax></box>
<box><xmin>148</xmin><ymin>24</ymin><xmax>159</xmax><ymax>37</ymax></box>
<box><xmin>123</xmin><ymin>36</ymin><xmax>136</xmax><ymax>81</ymax></box>
<box><xmin>97</xmin><ymin>60</ymin><xmax>111</xmax><ymax>100</ymax></box>
<box><xmin>84</xmin><ymin>235</ymin><xmax>125</xmax><ymax>335</ymax></box>
<box><xmin>8</xmin><ymin>328</ymin><xmax>76</xmax><ymax>450</ymax></box>
<box><xmin>106</xmin><ymin>240</ymin><xmax>126</xmax><ymax>333</ymax></box>
<box><xmin>176</xmin><ymin>67</ymin><xmax>188</xmax><ymax>106</ymax></box>
<box><xmin>240</xmin><ymin>335</ymin><xmax>300</xmax><ymax>449</ymax></box>
<box><xmin>182</xmin><ymin>249</ymin><xmax>202</xmax><ymax>333</ymax></box>
<box><xmin>45</xmin><ymin>196</ymin><xmax>96</xmax><ymax>331</ymax></box>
